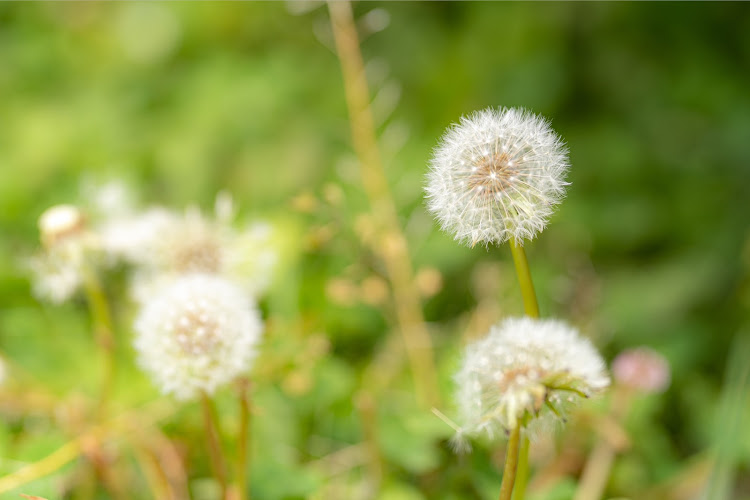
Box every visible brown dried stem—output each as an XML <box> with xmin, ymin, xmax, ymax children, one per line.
<box><xmin>327</xmin><ymin>0</ymin><xmax>439</xmax><ymax>407</ymax></box>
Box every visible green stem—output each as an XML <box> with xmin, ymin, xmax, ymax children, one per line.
<box><xmin>508</xmin><ymin>238</ymin><xmax>540</xmax><ymax>319</ymax></box>
<box><xmin>498</xmin><ymin>425</ymin><xmax>522</xmax><ymax>500</ymax></box>
<box><xmin>82</xmin><ymin>267</ymin><xmax>116</xmax><ymax>418</ymax></box>
<box><xmin>513</xmin><ymin>437</ymin><xmax>530</xmax><ymax>500</ymax></box>
<box><xmin>508</xmin><ymin>237</ymin><xmax>540</xmax><ymax>500</ymax></box>
<box><xmin>236</xmin><ymin>379</ymin><xmax>251</xmax><ymax>500</ymax></box>
<box><xmin>201</xmin><ymin>392</ymin><xmax>228</xmax><ymax>499</ymax></box>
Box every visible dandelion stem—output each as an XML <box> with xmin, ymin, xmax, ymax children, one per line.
<box><xmin>82</xmin><ymin>267</ymin><xmax>116</xmax><ymax>419</ymax></box>
<box><xmin>356</xmin><ymin>390</ymin><xmax>384</xmax><ymax>491</ymax></box>
<box><xmin>512</xmin><ymin>437</ymin><xmax>530</xmax><ymax>500</ymax></box>
<box><xmin>574</xmin><ymin>387</ymin><xmax>633</xmax><ymax>500</ymax></box>
<box><xmin>328</xmin><ymin>0</ymin><xmax>439</xmax><ymax>407</ymax></box>
<box><xmin>508</xmin><ymin>238</ymin><xmax>539</xmax><ymax>319</ymax></box>
<box><xmin>0</xmin><ymin>438</ymin><xmax>83</xmax><ymax>494</ymax></box>
<box><xmin>573</xmin><ymin>440</ymin><xmax>616</xmax><ymax>500</ymax></box>
<box><xmin>508</xmin><ymin>238</ymin><xmax>539</xmax><ymax>500</ymax></box>
<box><xmin>499</xmin><ymin>424</ymin><xmax>522</xmax><ymax>500</ymax></box>
<box><xmin>235</xmin><ymin>378</ymin><xmax>252</xmax><ymax>500</ymax></box>
<box><xmin>201</xmin><ymin>392</ymin><xmax>228</xmax><ymax>499</ymax></box>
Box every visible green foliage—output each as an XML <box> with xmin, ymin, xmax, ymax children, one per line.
<box><xmin>1</xmin><ymin>2</ymin><xmax>749</xmax><ymax>499</ymax></box>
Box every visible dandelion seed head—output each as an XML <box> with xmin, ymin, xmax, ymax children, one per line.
<box><xmin>31</xmin><ymin>205</ymin><xmax>98</xmax><ymax>304</ymax></box>
<box><xmin>116</xmin><ymin>194</ymin><xmax>276</xmax><ymax>303</ymax></box>
<box><xmin>99</xmin><ymin>207</ymin><xmax>179</xmax><ymax>265</ymax></box>
<box><xmin>425</xmin><ymin>108</ymin><xmax>569</xmax><ymax>246</ymax></box>
<box><xmin>134</xmin><ymin>274</ymin><xmax>263</xmax><ymax>400</ymax></box>
<box><xmin>454</xmin><ymin>317</ymin><xmax>608</xmax><ymax>444</ymax></box>
<box><xmin>38</xmin><ymin>205</ymin><xmax>87</xmax><ymax>248</ymax></box>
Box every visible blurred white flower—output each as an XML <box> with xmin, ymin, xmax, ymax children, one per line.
<box><xmin>454</xmin><ymin>317</ymin><xmax>608</xmax><ymax>448</ymax></box>
<box><xmin>99</xmin><ymin>207</ymin><xmax>180</xmax><ymax>265</ymax></box>
<box><xmin>425</xmin><ymin>108</ymin><xmax>569</xmax><ymax>247</ymax></box>
<box><xmin>82</xmin><ymin>178</ymin><xmax>137</xmax><ymax>219</ymax></box>
<box><xmin>101</xmin><ymin>193</ymin><xmax>277</xmax><ymax>303</ymax></box>
<box><xmin>612</xmin><ymin>347</ymin><xmax>670</xmax><ymax>394</ymax></box>
<box><xmin>0</xmin><ymin>356</ymin><xmax>6</xmax><ymax>386</ymax></box>
<box><xmin>38</xmin><ymin>204</ymin><xmax>86</xmax><ymax>248</ymax></box>
<box><xmin>134</xmin><ymin>274</ymin><xmax>263</xmax><ymax>400</ymax></box>
<box><xmin>30</xmin><ymin>205</ymin><xmax>98</xmax><ymax>304</ymax></box>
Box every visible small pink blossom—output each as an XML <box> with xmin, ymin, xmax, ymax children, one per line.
<box><xmin>612</xmin><ymin>347</ymin><xmax>670</xmax><ymax>394</ymax></box>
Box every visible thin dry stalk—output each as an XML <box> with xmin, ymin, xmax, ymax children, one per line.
<box><xmin>327</xmin><ymin>0</ymin><xmax>439</xmax><ymax>407</ymax></box>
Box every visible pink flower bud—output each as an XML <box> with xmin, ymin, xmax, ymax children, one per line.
<box><xmin>612</xmin><ymin>347</ymin><xmax>670</xmax><ymax>393</ymax></box>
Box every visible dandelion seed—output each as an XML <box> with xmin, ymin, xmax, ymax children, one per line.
<box><xmin>425</xmin><ymin>108</ymin><xmax>569</xmax><ymax>246</ymax></box>
<box><xmin>454</xmin><ymin>317</ymin><xmax>608</xmax><ymax>445</ymax></box>
<box><xmin>134</xmin><ymin>274</ymin><xmax>263</xmax><ymax>400</ymax></box>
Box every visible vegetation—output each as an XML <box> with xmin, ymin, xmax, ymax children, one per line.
<box><xmin>0</xmin><ymin>2</ymin><xmax>748</xmax><ymax>499</ymax></box>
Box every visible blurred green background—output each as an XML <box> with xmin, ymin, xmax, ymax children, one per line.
<box><xmin>1</xmin><ymin>2</ymin><xmax>749</xmax><ymax>499</ymax></box>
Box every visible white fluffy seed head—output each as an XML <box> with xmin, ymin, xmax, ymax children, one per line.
<box><xmin>110</xmin><ymin>196</ymin><xmax>276</xmax><ymax>304</ymax></box>
<box><xmin>134</xmin><ymin>274</ymin><xmax>263</xmax><ymax>400</ymax></box>
<box><xmin>30</xmin><ymin>205</ymin><xmax>99</xmax><ymax>304</ymax></box>
<box><xmin>99</xmin><ymin>207</ymin><xmax>179</xmax><ymax>265</ymax></box>
<box><xmin>38</xmin><ymin>205</ymin><xmax>87</xmax><ymax>248</ymax></box>
<box><xmin>425</xmin><ymin>108</ymin><xmax>570</xmax><ymax>247</ymax></box>
<box><xmin>454</xmin><ymin>317</ymin><xmax>609</xmax><ymax>444</ymax></box>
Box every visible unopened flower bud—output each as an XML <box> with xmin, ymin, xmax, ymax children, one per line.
<box><xmin>612</xmin><ymin>347</ymin><xmax>670</xmax><ymax>394</ymax></box>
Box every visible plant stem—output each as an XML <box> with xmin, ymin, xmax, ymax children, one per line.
<box><xmin>356</xmin><ymin>390</ymin><xmax>384</xmax><ymax>491</ymax></box>
<box><xmin>201</xmin><ymin>392</ymin><xmax>228</xmax><ymax>499</ymax></box>
<box><xmin>512</xmin><ymin>437</ymin><xmax>530</xmax><ymax>500</ymax></box>
<box><xmin>508</xmin><ymin>238</ymin><xmax>540</xmax><ymax>319</ymax></box>
<box><xmin>82</xmin><ymin>267</ymin><xmax>116</xmax><ymax>419</ymax></box>
<box><xmin>0</xmin><ymin>439</ymin><xmax>83</xmax><ymax>494</ymax></box>
<box><xmin>508</xmin><ymin>237</ymin><xmax>540</xmax><ymax>500</ymax></box>
<box><xmin>499</xmin><ymin>425</ymin><xmax>522</xmax><ymax>500</ymax></box>
<box><xmin>236</xmin><ymin>378</ymin><xmax>251</xmax><ymax>500</ymax></box>
<box><xmin>574</xmin><ymin>387</ymin><xmax>633</xmax><ymax>500</ymax></box>
<box><xmin>327</xmin><ymin>0</ymin><xmax>439</xmax><ymax>408</ymax></box>
<box><xmin>573</xmin><ymin>441</ymin><xmax>615</xmax><ymax>500</ymax></box>
<box><xmin>0</xmin><ymin>400</ymin><xmax>174</xmax><ymax>494</ymax></box>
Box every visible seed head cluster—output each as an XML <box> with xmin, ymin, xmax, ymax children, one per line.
<box><xmin>134</xmin><ymin>274</ymin><xmax>263</xmax><ymax>400</ymax></box>
<box><xmin>454</xmin><ymin>317</ymin><xmax>609</xmax><ymax>447</ymax></box>
<box><xmin>30</xmin><ymin>184</ymin><xmax>275</xmax><ymax>401</ymax></box>
<box><xmin>425</xmin><ymin>107</ymin><xmax>569</xmax><ymax>246</ymax></box>
<box><xmin>100</xmin><ymin>197</ymin><xmax>276</xmax><ymax>304</ymax></box>
<box><xmin>29</xmin><ymin>204</ymin><xmax>98</xmax><ymax>304</ymax></box>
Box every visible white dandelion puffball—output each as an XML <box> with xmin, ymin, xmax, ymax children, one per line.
<box><xmin>454</xmin><ymin>317</ymin><xmax>609</xmax><ymax>444</ymax></box>
<box><xmin>120</xmin><ymin>195</ymin><xmax>276</xmax><ymax>303</ymax></box>
<box><xmin>425</xmin><ymin>107</ymin><xmax>569</xmax><ymax>246</ymax></box>
<box><xmin>99</xmin><ymin>207</ymin><xmax>180</xmax><ymax>265</ymax></box>
<box><xmin>38</xmin><ymin>204</ymin><xmax>87</xmax><ymax>248</ymax></box>
<box><xmin>30</xmin><ymin>204</ymin><xmax>98</xmax><ymax>304</ymax></box>
<box><xmin>134</xmin><ymin>274</ymin><xmax>263</xmax><ymax>400</ymax></box>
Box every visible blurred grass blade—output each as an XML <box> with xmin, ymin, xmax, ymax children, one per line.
<box><xmin>703</xmin><ymin>331</ymin><xmax>750</xmax><ymax>500</ymax></box>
